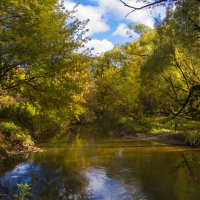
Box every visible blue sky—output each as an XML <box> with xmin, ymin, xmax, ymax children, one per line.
<box><xmin>64</xmin><ymin>0</ymin><xmax>166</xmax><ymax>55</ymax></box>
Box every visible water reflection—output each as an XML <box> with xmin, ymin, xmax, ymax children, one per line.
<box><xmin>84</xmin><ymin>167</ymin><xmax>137</xmax><ymax>200</ymax></box>
<box><xmin>0</xmin><ymin>162</ymin><xmax>40</xmax><ymax>194</ymax></box>
<box><xmin>0</xmin><ymin>138</ymin><xmax>200</xmax><ymax>200</ymax></box>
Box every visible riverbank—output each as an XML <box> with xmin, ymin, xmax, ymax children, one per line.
<box><xmin>117</xmin><ymin>116</ymin><xmax>200</xmax><ymax>147</ymax></box>
<box><xmin>0</xmin><ymin>142</ymin><xmax>42</xmax><ymax>161</ymax></box>
<box><xmin>122</xmin><ymin>132</ymin><xmax>188</xmax><ymax>146</ymax></box>
<box><xmin>0</xmin><ymin>121</ymin><xmax>42</xmax><ymax>160</ymax></box>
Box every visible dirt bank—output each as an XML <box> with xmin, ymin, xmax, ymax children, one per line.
<box><xmin>0</xmin><ymin>144</ymin><xmax>42</xmax><ymax>161</ymax></box>
<box><xmin>123</xmin><ymin>132</ymin><xmax>186</xmax><ymax>146</ymax></box>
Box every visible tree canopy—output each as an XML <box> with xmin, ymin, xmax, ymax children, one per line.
<box><xmin>0</xmin><ymin>0</ymin><xmax>199</xmax><ymax>141</ymax></box>
<box><xmin>0</xmin><ymin>0</ymin><xmax>90</xmax><ymax>133</ymax></box>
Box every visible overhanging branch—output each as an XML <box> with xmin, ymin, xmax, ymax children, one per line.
<box><xmin>120</xmin><ymin>0</ymin><xmax>167</xmax><ymax>17</ymax></box>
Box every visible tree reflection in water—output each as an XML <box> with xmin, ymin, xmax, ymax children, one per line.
<box><xmin>1</xmin><ymin>139</ymin><xmax>200</xmax><ymax>200</ymax></box>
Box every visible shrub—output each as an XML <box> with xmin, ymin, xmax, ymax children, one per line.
<box><xmin>118</xmin><ymin>117</ymin><xmax>149</xmax><ymax>133</ymax></box>
<box><xmin>184</xmin><ymin>130</ymin><xmax>200</xmax><ymax>147</ymax></box>
<box><xmin>0</xmin><ymin>103</ymin><xmax>36</xmax><ymax>131</ymax></box>
<box><xmin>0</xmin><ymin>122</ymin><xmax>34</xmax><ymax>148</ymax></box>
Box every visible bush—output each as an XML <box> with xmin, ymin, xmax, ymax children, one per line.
<box><xmin>0</xmin><ymin>122</ymin><xmax>34</xmax><ymax>148</ymax></box>
<box><xmin>184</xmin><ymin>130</ymin><xmax>200</xmax><ymax>147</ymax></box>
<box><xmin>118</xmin><ymin>116</ymin><xmax>177</xmax><ymax>135</ymax></box>
<box><xmin>0</xmin><ymin>103</ymin><xmax>36</xmax><ymax>131</ymax></box>
<box><xmin>118</xmin><ymin>117</ymin><xmax>149</xmax><ymax>133</ymax></box>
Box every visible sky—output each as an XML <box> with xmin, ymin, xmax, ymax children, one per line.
<box><xmin>64</xmin><ymin>0</ymin><xmax>166</xmax><ymax>55</ymax></box>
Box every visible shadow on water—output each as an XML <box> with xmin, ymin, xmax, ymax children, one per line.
<box><xmin>1</xmin><ymin>124</ymin><xmax>200</xmax><ymax>200</ymax></box>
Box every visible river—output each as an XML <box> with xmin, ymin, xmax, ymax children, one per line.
<box><xmin>0</xmin><ymin>125</ymin><xmax>200</xmax><ymax>200</ymax></box>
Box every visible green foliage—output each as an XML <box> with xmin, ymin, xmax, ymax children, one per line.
<box><xmin>0</xmin><ymin>103</ymin><xmax>36</xmax><ymax>130</ymax></box>
<box><xmin>128</xmin><ymin>23</ymin><xmax>151</xmax><ymax>35</ymax></box>
<box><xmin>0</xmin><ymin>121</ymin><xmax>33</xmax><ymax>148</ymax></box>
<box><xmin>0</xmin><ymin>0</ymin><xmax>199</xmax><ymax>147</ymax></box>
<box><xmin>17</xmin><ymin>183</ymin><xmax>32</xmax><ymax>200</ymax></box>
<box><xmin>139</xmin><ymin>0</ymin><xmax>200</xmax><ymax>116</ymax></box>
<box><xmin>0</xmin><ymin>0</ymin><xmax>90</xmax><ymax>136</ymax></box>
<box><xmin>178</xmin><ymin>119</ymin><xmax>200</xmax><ymax>147</ymax></box>
<box><xmin>88</xmin><ymin>45</ymin><xmax>142</xmax><ymax>118</ymax></box>
<box><xmin>118</xmin><ymin>117</ymin><xmax>148</xmax><ymax>133</ymax></box>
<box><xmin>118</xmin><ymin>116</ymin><xmax>170</xmax><ymax>134</ymax></box>
<box><xmin>87</xmin><ymin>0</ymin><xmax>200</xmax><ymax>141</ymax></box>
<box><xmin>184</xmin><ymin>130</ymin><xmax>200</xmax><ymax>147</ymax></box>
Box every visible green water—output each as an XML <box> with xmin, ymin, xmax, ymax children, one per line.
<box><xmin>0</xmin><ymin>126</ymin><xmax>200</xmax><ymax>200</ymax></box>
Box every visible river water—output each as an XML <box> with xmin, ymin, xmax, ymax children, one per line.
<box><xmin>0</xmin><ymin>126</ymin><xmax>200</xmax><ymax>200</ymax></box>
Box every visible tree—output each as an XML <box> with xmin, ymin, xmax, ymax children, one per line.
<box><xmin>0</xmin><ymin>0</ymin><xmax>87</xmax><ymax>92</ymax></box>
<box><xmin>140</xmin><ymin>21</ymin><xmax>200</xmax><ymax>117</ymax></box>
<box><xmin>0</xmin><ymin>0</ymin><xmax>90</xmax><ymax>132</ymax></box>
<box><xmin>87</xmin><ymin>44</ymin><xmax>142</xmax><ymax>119</ymax></box>
<box><xmin>121</xmin><ymin>0</ymin><xmax>200</xmax><ymax>117</ymax></box>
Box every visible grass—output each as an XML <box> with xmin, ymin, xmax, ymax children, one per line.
<box><xmin>118</xmin><ymin>116</ymin><xmax>174</xmax><ymax>134</ymax></box>
<box><xmin>117</xmin><ymin>115</ymin><xmax>200</xmax><ymax>146</ymax></box>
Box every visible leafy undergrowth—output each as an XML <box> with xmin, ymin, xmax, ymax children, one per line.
<box><xmin>180</xmin><ymin>120</ymin><xmax>200</xmax><ymax>147</ymax></box>
<box><xmin>117</xmin><ymin>116</ymin><xmax>200</xmax><ymax>147</ymax></box>
<box><xmin>118</xmin><ymin>116</ymin><xmax>174</xmax><ymax>134</ymax></box>
<box><xmin>0</xmin><ymin>121</ymin><xmax>35</xmax><ymax>157</ymax></box>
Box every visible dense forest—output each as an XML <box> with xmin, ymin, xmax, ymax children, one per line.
<box><xmin>0</xmin><ymin>0</ymin><xmax>200</xmax><ymax>156</ymax></box>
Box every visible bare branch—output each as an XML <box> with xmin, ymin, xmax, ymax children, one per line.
<box><xmin>173</xmin><ymin>85</ymin><xmax>200</xmax><ymax>118</ymax></box>
<box><xmin>120</xmin><ymin>0</ymin><xmax>167</xmax><ymax>17</ymax></box>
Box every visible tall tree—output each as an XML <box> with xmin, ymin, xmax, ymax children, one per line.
<box><xmin>0</xmin><ymin>0</ymin><xmax>90</xmax><ymax>131</ymax></box>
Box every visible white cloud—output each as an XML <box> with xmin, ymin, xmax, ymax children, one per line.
<box><xmin>91</xmin><ymin>0</ymin><xmax>165</xmax><ymax>28</ymax></box>
<box><xmin>84</xmin><ymin>39</ymin><xmax>114</xmax><ymax>55</ymax></box>
<box><xmin>64</xmin><ymin>1</ymin><xmax>109</xmax><ymax>36</ymax></box>
<box><xmin>112</xmin><ymin>23</ymin><xmax>129</xmax><ymax>37</ymax></box>
<box><xmin>112</xmin><ymin>23</ymin><xmax>140</xmax><ymax>39</ymax></box>
<box><xmin>64</xmin><ymin>0</ymin><xmax>166</xmax><ymax>53</ymax></box>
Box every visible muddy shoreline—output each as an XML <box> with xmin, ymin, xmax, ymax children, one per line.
<box><xmin>0</xmin><ymin>132</ymin><xmax>194</xmax><ymax>161</ymax></box>
<box><xmin>122</xmin><ymin>132</ymin><xmax>187</xmax><ymax>146</ymax></box>
<box><xmin>0</xmin><ymin>145</ymin><xmax>42</xmax><ymax>161</ymax></box>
